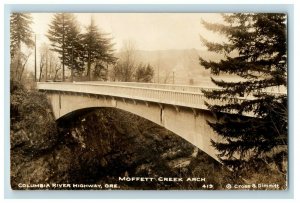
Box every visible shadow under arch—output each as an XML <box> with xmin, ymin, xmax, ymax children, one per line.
<box><xmin>46</xmin><ymin>92</ymin><xmax>221</xmax><ymax>162</ymax></box>
<box><xmin>54</xmin><ymin>107</ymin><xmax>228</xmax><ymax>188</ymax></box>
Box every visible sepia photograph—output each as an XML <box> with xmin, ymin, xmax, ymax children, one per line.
<box><xmin>10</xmin><ymin>12</ymin><xmax>288</xmax><ymax>190</ymax></box>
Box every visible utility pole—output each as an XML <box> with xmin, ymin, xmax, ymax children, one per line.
<box><xmin>34</xmin><ymin>34</ymin><xmax>37</xmax><ymax>82</ymax></box>
<box><xmin>172</xmin><ymin>71</ymin><xmax>175</xmax><ymax>84</ymax></box>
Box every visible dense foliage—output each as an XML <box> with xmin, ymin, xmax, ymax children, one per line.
<box><xmin>135</xmin><ymin>64</ymin><xmax>155</xmax><ymax>82</ymax></box>
<box><xmin>48</xmin><ymin>108</ymin><xmax>241</xmax><ymax>189</ymax></box>
<box><xmin>199</xmin><ymin>14</ymin><xmax>288</xmax><ymax>172</ymax></box>
<box><xmin>10</xmin><ymin>81</ymin><xmax>59</xmax><ymax>187</ymax></box>
<box><xmin>10</xmin><ymin>81</ymin><xmax>58</xmax><ymax>152</ymax></box>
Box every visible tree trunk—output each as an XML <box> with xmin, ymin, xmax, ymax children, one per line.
<box><xmin>87</xmin><ymin>52</ymin><xmax>91</xmax><ymax>81</ymax></box>
<box><xmin>19</xmin><ymin>53</ymin><xmax>31</xmax><ymax>81</ymax></box>
<box><xmin>39</xmin><ymin>65</ymin><xmax>43</xmax><ymax>82</ymax></box>
<box><xmin>14</xmin><ymin>42</ymin><xmax>22</xmax><ymax>81</ymax></box>
<box><xmin>45</xmin><ymin>51</ymin><xmax>48</xmax><ymax>81</ymax></box>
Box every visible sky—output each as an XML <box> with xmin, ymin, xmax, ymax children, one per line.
<box><xmin>31</xmin><ymin>13</ymin><xmax>225</xmax><ymax>52</ymax></box>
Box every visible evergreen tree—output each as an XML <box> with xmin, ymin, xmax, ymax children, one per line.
<box><xmin>47</xmin><ymin>13</ymin><xmax>84</xmax><ymax>81</ymax></box>
<box><xmin>10</xmin><ymin>13</ymin><xmax>34</xmax><ymax>81</ymax></box>
<box><xmin>82</xmin><ymin>17</ymin><xmax>116</xmax><ymax>80</ymax></box>
<box><xmin>135</xmin><ymin>64</ymin><xmax>154</xmax><ymax>82</ymax></box>
<box><xmin>199</xmin><ymin>14</ymin><xmax>287</xmax><ymax>171</ymax></box>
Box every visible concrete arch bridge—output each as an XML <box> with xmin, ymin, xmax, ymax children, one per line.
<box><xmin>37</xmin><ymin>81</ymin><xmax>284</xmax><ymax>162</ymax></box>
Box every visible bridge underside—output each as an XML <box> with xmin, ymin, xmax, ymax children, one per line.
<box><xmin>46</xmin><ymin>92</ymin><xmax>223</xmax><ymax>162</ymax></box>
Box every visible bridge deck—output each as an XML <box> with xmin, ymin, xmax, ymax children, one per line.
<box><xmin>37</xmin><ymin>82</ymin><xmax>286</xmax><ymax>112</ymax></box>
<box><xmin>78</xmin><ymin>81</ymin><xmax>286</xmax><ymax>95</ymax></box>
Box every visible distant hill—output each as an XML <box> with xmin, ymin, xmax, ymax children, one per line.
<box><xmin>116</xmin><ymin>49</ymin><xmax>224</xmax><ymax>86</ymax></box>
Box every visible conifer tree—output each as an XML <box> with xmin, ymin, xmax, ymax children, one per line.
<box><xmin>47</xmin><ymin>13</ymin><xmax>84</xmax><ymax>81</ymax></box>
<box><xmin>135</xmin><ymin>64</ymin><xmax>154</xmax><ymax>82</ymax></box>
<box><xmin>10</xmin><ymin>13</ymin><xmax>34</xmax><ymax>80</ymax></box>
<box><xmin>199</xmin><ymin>13</ymin><xmax>288</xmax><ymax>171</ymax></box>
<box><xmin>82</xmin><ymin>17</ymin><xmax>116</xmax><ymax>80</ymax></box>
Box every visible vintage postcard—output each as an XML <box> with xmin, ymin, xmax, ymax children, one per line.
<box><xmin>10</xmin><ymin>12</ymin><xmax>288</xmax><ymax>190</ymax></box>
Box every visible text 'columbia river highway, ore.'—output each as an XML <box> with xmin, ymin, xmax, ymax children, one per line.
<box><xmin>17</xmin><ymin>176</ymin><xmax>212</xmax><ymax>189</ymax></box>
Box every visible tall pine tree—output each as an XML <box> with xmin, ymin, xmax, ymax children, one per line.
<box><xmin>82</xmin><ymin>17</ymin><xmax>116</xmax><ymax>80</ymax></box>
<box><xmin>10</xmin><ymin>13</ymin><xmax>34</xmax><ymax>81</ymax></box>
<box><xmin>199</xmin><ymin>14</ymin><xmax>287</xmax><ymax>171</ymax></box>
<box><xmin>47</xmin><ymin>13</ymin><xmax>84</xmax><ymax>81</ymax></box>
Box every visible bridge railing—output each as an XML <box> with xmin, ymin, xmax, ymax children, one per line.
<box><xmin>78</xmin><ymin>81</ymin><xmax>214</xmax><ymax>93</ymax></box>
<box><xmin>38</xmin><ymin>82</ymin><xmax>254</xmax><ymax>110</ymax></box>
<box><xmin>75</xmin><ymin>81</ymin><xmax>287</xmax><ymax>96</ymax></box>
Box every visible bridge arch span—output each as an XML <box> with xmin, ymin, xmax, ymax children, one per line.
<box><xmin>46</xmin><ymin>91</ymin><xmax>222</xmax><ymax>162</ymax></box>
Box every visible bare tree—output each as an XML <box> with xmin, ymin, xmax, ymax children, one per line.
<box><xmin>53</xmin><ymin>64</ymin><xmax>62</xmax><ymax>81</ymax></box>
<box><xmin>10</xmin><ymin>49</ymin><xmax>32</xmax><ymax>82</ymax></box>
<box><xmin>162</xmin><ymin>70</ymin><xmax>172</xmax><ymax>84</ymax></box>
<box><xmin>37</xmin><ymin>43</ymin><xmax>63</xmax><ymax>81</ymax></box>
<box><xmin>38</xmin><ymin>43</ymin><xmax>50</xmax><ymax>81</ymax></box>
<box><xmin>19</xmin><ymin>51</ymin><xmax>32</xmax><ymax>81</ymax></box>
<box><xmin>39</xmin><ymin>54</ymin><xmax>45</xmax><ymax>82</ymax></box>
<box><xmin>112</xmin><ymin>40</ymin><xmax>137</xmax><ymax>82</ymax></box>
<box><xmin>47</xmin><ymin>49</ymin><xmax>61</xmax><ymax>81</ymax></box>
